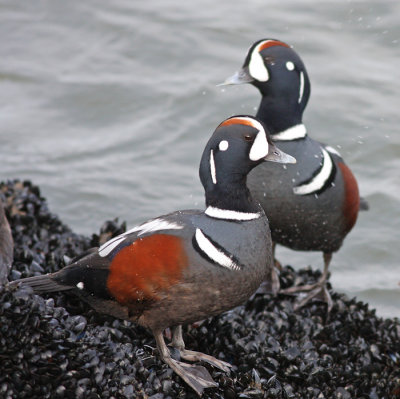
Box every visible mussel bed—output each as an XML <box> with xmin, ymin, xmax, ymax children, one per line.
<box><xmin>1</xmin><ymin>180</ymin><xmax>399</xmax><ymax>398</ymax></box>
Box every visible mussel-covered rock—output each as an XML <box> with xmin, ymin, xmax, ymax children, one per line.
<box><xmin>0</xmin><ymin>179</ymin><xmax>399</xmax><ymax>398</ymax></box>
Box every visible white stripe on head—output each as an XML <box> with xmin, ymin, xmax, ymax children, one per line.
<box><xmin>293</xmin><ymin>148</ymin><xmax>333</xmax><ymax>195</ymax></box>
<box><xmin>98</xmin><ymin>218</ymin><xmax>183</xmax><ymax>257</ymax></box>
<box><xmin>220</xmin><ymin>116</ymin><xmax>269</xmax><ymax>161</ymax></box>
<box><xmin>195</xmin><ymin>228</ymin><xmax>240</xmax><ymax>271</ymax></box>
<box><xmin>271</xmin><ymin>124</ymin><xmax>307</xmax><ymax>141</ymax></box>
<box><xmin>205</xmin><ymin>206</ymin><xmax>261</xmax><ymax>221</ymax></box>
<box><xmin>249</xmin><ymin>41</ymin><xmax>270</xmax><ymax>82</ymax></box>
<box><xmin>210</xmin><ymin>149</ymin><xmax>217</xmax><ymax>184</ymax></box>
<box><xmin>298</xmin><ymin>71</ymin><xmax>305</xmax><ymax>103</ymax></box>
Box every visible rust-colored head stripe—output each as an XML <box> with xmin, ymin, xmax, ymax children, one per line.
<box><xmin>258</xmin><ymin>39</ymin><xmax>290</xmax><ymax>52</ymax></box>
<box><xmin>218</xmin><ymin>117</ymin><xmax>257</xmax><ymax>129</ymax></box>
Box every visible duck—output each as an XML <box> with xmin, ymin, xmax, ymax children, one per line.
<box><xmin>220</xmin><ymin>39</ymin><xmax>368</xmax><ymax>311</ymax></box>
<box><xmin>0</xmin><ymin>200</ymin><xmax>13</xmax><ymax>285</ymax></box>
<box><xmin>10</xmin><ymin>115</ymin><xmax>295</xmax><ymax>396</ymax></box>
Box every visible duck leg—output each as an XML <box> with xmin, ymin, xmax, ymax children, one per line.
<box><xmin>154</xmin><ymin>330</ymin><xmax>217</xmax><ymax>396</ymax></box>
<box><xmin>272</xmin><ymin>242</ymin><xmax>282</xmax><ymax>271</ymax></box>
<box><xmin>280</xmin><ymin>252</ymin><xmax>333</xmax><ymax>312</ymax></box>
<box><xmin>171</xmin><ymin>325</ymin><xmax>232</xmax><ymax>372</ymax></box>
<box><xmin>270</xmin><ymin>242</ymin><xmax>281</xmax><ymax>294</ymax></box>
<box><xmin>256</xmin><ymin>242</ymin><xmax>281</xmax><ymax>295</ymax></box>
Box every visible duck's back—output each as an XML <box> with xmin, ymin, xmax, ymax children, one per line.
<box><xmin>248</xmin><ymin>137</ymin><xmax>359</xmax><ymax>253</ymax></box>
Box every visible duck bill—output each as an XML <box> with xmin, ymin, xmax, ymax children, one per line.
<box><xmin>217</xmin><ymin>67</ymin><xmax>254</xmax><ymax>86</ymax></box>
<box><xmin>264</xmin><ymin>143</ymin><xmax>296</xmax><ymax>164</ymax></box>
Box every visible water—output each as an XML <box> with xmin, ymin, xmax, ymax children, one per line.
<box><xmin>1</xmin><ymin>0</ymin><xmax>399</xmax><ymax>318</ymax></box>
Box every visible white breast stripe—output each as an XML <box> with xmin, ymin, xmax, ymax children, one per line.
<box><xmin>325</xmin><ymin>145</ymin><xmax>342</xmax><ymax>157</ymax></box>
<box><xmin>205</xmin><ymin>206</ymin><xmax>261</xmax><ymax>221</ymax></box>
<box><xmin>98</xmin><ymin>218</ymin><xmax>183</xmax><ymax>257</ymax></box>
<box><xmin>210</xmin><ymin>149</ymin><xmax>217</xmax><ymax>184</ymax></box>
<box><xmin>271</xmin><ymin>124</ymin><xmax>307</xmax><ymax>141</ymax></box>
<box><xmin>195</xmin><ymin>228</ymin><xmax>240</xmax><ymax>271</ymax></box>
<box><xmin>293</xmin><ymin>148</ymin><xmax>333</xmax><ymax>195</ymax></box>
<box><xmin>298</xmin><ymin>71</ymin><xmax>304</xmax><ymax>104</ymax></box>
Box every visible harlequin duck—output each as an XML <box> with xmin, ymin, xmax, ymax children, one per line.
<box><xmin>0</xmin><ymin>200</ymin><xmax>13</xmax><ymax>285</ymax></box>
<box><xmin>10</xmin><ymin>116</ymin><xmax>295</xmax><ymax>396</ymax></box>
<box><xmin>220</xmin><ymin>39</ymin><xmax>368</xmax><ymax>311</ymax></box>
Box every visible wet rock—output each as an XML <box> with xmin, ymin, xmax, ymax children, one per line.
<box><xmin>0</xmin><ymin>179</ymin><xmax>400</xmax><ymax>398</ymax></box>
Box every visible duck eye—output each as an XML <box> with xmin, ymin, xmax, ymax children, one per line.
<box><xmin>264</xmin><ymin>56</ymin><xmax>275</xmax><ymax>65</ymax></box>
<box><xmin>244</xmin><ymin>134</ymin><xmax>253</xmax><ymax>142</ymax></box>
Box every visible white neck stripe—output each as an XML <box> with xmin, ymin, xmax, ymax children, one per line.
<box><xmin>271</xmin><ymin>124</ymin><xmax>307</xmax><ymax>141</ymax></box>
<box><xmin>293</xmin><ymin>148</ymin><xmax>333</xmax><ymax>195</ymax></box>
<box><xmin>325</xmin><ymin>145</ymin><xmax>342</xmax><ymax>157</ymax></box>
<box><xmin>195</xmin><ymin>228</ymin><xmax>240</xmax><ymax>271</ymax></box>
<box><xmin>205</xmin><ymin>206</ymin><xmax>261</xmax><ymax>221</ymax></box>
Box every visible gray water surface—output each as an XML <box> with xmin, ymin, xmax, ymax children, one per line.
<box><xmin>1</xmin><ymin>0</ymin><xmax>399</xmax><ymax>317</ymax></box>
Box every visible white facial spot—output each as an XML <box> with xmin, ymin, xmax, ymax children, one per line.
<box><xmin>210</xmin><ymin>149</ymin><xmax>217</xmax><ymax>184</ymax></box>
<box><xmin>249</xmin><ymin>46</ymin><xmax>269</xmax><ymax>82</ymax></box>
<box><xmin>219</xmin><ymin>140</ymin><xmax>229</xmax><ymax>151</ymax></box>
<box><xmin>249</xmin><ymin>131</ymin><xmax>269</xmax><ymax>161</ymax></box>
<box><xmin>76</xmin><ymin>282</ymin><xmax>84</xmax><ymax>290</ymax></box>
<box><xmin>286</xmin><ymin>61</ymin><xmax>295</xmax><ymax>71</ymax></box>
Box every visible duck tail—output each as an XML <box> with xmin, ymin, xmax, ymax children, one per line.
<box><xmin>9</xmin><ymin>274</ymin><xmax>70</xmax><ymax>293</ymax></box>
<box><xmin>359</xmin><ymin>197</ymin><xmax>369</xmax><ymax>211</ymax></box>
